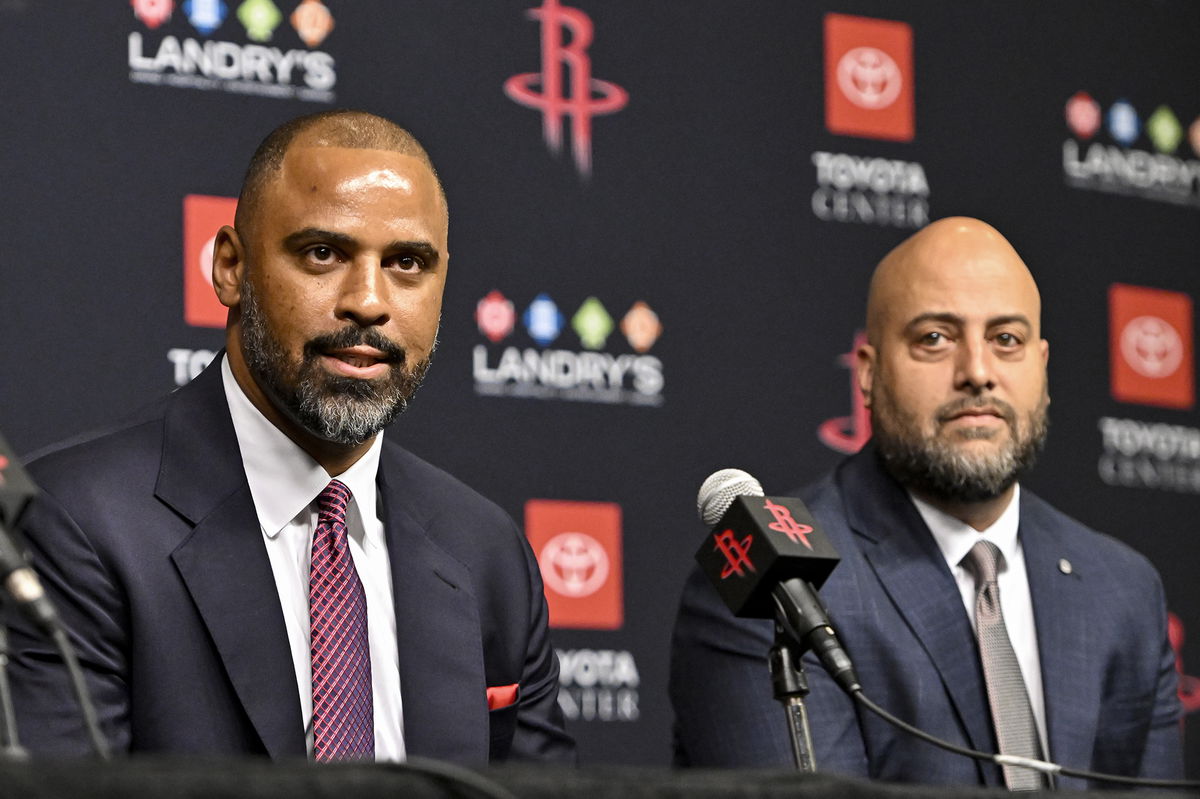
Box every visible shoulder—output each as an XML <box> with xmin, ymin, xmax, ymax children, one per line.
<box><xmin>1020</xmin><ymin>488</ymin><xmax>1165</xmax><ymax>589</ymax></box>
<box><xmin>24</xmin><ymin>395</ymin><xmax>174</xmax><ymax>501</ymax></box>
<box><xmin>378</xmin><ymin>439</ymin><xmax>526</xmax><ymax>562</ymax></box>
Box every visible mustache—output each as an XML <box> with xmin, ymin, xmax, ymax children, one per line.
<box><xmin>935</xmin><ymin>395</ymin><xmax>1017</xmax><ymax>427</ymax></box>
<box><xmin>303</xmin><ymin>326</ymin><xmax>407</xmax><ymax>364</ymax></box>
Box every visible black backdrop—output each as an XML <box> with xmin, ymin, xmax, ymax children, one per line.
<box><xmin>1</xmin><ymin>0</ymin><xmax>1198</xmax><ymax>774</ymax></box>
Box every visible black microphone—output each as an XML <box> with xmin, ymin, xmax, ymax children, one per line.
<box><xmin>0</xmin><ymin>431</ymin><xmax>61</xmax><ymax>636</ymax></box>
<box><xmin>695</xmin><ymin>469</ymin><xmax>860</xmax><ymax>694</ymax></box>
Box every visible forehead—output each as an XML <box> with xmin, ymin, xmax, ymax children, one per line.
<box><xmin>881</xmin><ymin>243</ymin><xmax>1041</xmax><ymax>333</ymax></box>
<box><xmin>260</xmin><ymin>145</ymin><xmax>446</xmax><ymax>238</ymax></box>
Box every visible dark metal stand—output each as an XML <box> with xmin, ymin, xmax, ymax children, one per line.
<box><xmin>0</xmin><ymin>625</ymin><xmax>28</xmax><ymax>761</ymax></box>
<box><xmin>768</xmin><ymin>625</ymin><xmax>816</xmax><ymax>773</ymax></box>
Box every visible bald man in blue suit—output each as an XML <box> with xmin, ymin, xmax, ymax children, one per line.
<box><xmin>671</xmin><ymin>219</ymin><xmax>1181</xmax><ymax>789</ymax></box>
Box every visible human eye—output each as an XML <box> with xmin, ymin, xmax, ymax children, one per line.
<box><xmin>303</xmin><ymin>245</ymin><xmax>339</xmax><ymax>266</ymax></box>
<box><xmin>917</xmin><ymin>330</ymin><xmax>951</xmax><ymax>349</ymax></box>
<box><xmin>992</xmin><ymin>330</ymin><xmax>1025</xmax><ymax>351</ymax></box>
<box><xmin>388</xmin><ymin>254</ymin><xmax>425</xmax><ymax>273</ymax></box>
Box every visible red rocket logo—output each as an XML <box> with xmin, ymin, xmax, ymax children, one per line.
<box><xmin>713</xmin><ymin>529</ymin><xmax>755</xmax><ymax>579</ymax></box>
<box><xmin>764</xmin><ymin>500</ymin><xmax>813</xmax><ymax>550</ymax></box>
<box><xmin>504</xmin><ymin>0</ymin><xmax>628</xmax><ymax>177</ymax></box>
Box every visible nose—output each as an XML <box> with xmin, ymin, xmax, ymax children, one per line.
<box><xmin>954</xmin><ymin>338</ymin><xmax>995</xmax><ymax>393</ymax></box>
<box><xmin>335</xmin><ymin>259</ymin><xmax>390</xmax><ymax>328</ymax></box>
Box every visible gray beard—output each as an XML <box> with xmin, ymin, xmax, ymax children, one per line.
<box><xmin>872</xmin><ymin>387</ymin><xmax>1048</xmax><ymax>504</ymax></box>
<box><xmin>239</xmin><ymin>280</ymin><xmax>432</xmax><ymax>446</ymax></box>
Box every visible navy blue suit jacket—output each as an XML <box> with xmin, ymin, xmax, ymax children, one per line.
<box><xmin>8</xmin><ymin>361</ymin><xmax>574</xmax><ymax>764</ymax></box>
<box><xmin>671</xmin><ymin>444</ymin><xmax>1182</xmax><ymax>788</ymax></box>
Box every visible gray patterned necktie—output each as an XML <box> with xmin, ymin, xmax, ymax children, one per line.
<box><xmin>962</xmin><ymin>540</ymin><xmax>1046</xmax><ymax>791</ymax></box>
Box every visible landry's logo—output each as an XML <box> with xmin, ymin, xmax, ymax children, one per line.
<box><xmin>504</xmin><ymin>0</ymin><xmax>628</xmax><ymax>178</ymax></box>
<box><xmin>525</xmin><ymin>500</ymin><xmax>622</xmax><ymax>630</ymax></box>
<box><xmin>127</xmin><ymin>0</ymin><xmax>337</xmax><ymax>102</ymax></box>
<box><xmin>812</xmin><ymin>15</ymin><xmax>927</xmax><ymax>229</ymax></box>
<box><xmin>472</xmin><ymin>289</ymin><xmax>664</xmax><ymax>406</ymax></box>
<box><xmin>1063</xmin><ymin>92</ymin><xmax>1200</xmax><ymax>208</ymax></box>
<box><xmin>1109</xmin><ymin>283</ymin><xmax>1194</xmax><ymax>409</ymax></box>
<box><xmin>824</xmin><ymin>13</ymin><xmax>914</xmax><ymax>142</ymax></box>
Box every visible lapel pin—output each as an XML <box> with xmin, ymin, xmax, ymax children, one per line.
<box><xmin>1058</xmin><ymin>558</ymin><xmax>1073</xmax><ymax>575</ymax></box>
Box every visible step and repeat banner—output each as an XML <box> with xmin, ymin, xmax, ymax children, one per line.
<box><xmin>1</xmin><ymin>0</ymin><xmax>1198</xmax><ymax>772</ymax></box>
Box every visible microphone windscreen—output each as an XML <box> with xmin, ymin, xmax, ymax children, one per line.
<box><xmin>697</xmin><ymin>469</ymin><xmax>765</xmax><ymax>527</ymax></box>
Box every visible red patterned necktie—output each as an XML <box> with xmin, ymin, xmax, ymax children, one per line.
<box><xmin>309</xmin><ymin>479</ymin><xmax>374</xmax><ymax>761</ymax></box>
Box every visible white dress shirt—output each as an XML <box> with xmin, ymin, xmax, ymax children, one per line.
<box><xmin>910</xmin><ymin>485</ymin><xmax>1049</xmax><ymax>758</ymax></box>
<box><xmin>221</xmin><ymin>355</ymin><xmax>406</xmax><ymax>761</ymax></box>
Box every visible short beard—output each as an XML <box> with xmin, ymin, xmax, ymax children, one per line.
<box><xmin>239</xmin><ymin>280</ymin><xmax>432</xmax><ymax>446</ymax></box>
<box><xmin>872</xmin><ymin>383</ymin><xmax>1049</xmax><ymax>504</ymax></box>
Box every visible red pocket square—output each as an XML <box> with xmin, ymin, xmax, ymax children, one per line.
<box><xmin>487</xmin><ymin>683</ymin><xmax>519</xmax><ymax>710</ymax></box>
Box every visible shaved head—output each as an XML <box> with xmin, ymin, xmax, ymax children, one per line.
<box><xmin>865</xmin><ymin>217</ymin><xmax>1041</xmax><ymax>348</ymax></box>
<box><xmin>234</xmin><ymin>109</ymin><xmax>446</xmax><ymax>237</ymax></box>
<box><xmin>855</xmin><ymin>217</ymin><xmax>1050</xmax><ymax>521</ymax></box>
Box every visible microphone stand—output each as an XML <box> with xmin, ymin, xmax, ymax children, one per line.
<box><xmin>768</xmin><ymin>624</ymin><xmax>816</xmax><ymax>773</ymax></box>
<box><xmin>0</xmin><ymin>624</ymin><xmax>28</xmax><ymax>761</ymax></box>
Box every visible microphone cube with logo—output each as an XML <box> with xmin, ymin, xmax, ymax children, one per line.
<box><xmin>695</xmin><ymin>495</ymin><xmax>840</xmax><ymax>620</ymax></box>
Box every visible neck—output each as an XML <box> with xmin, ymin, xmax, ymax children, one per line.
<box><xmin>911</xmin><ymin>484</ymin><xmax>1016</xmax><ymax>531</ymax></box>
<box><xmin>226</xmin><ymin>336</ymin><xmax>374</xmax><ymax>476</ymax></box>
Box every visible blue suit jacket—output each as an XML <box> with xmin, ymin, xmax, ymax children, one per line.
<box><xmin>7</xmin><ymin>361</ymin><xmax>574</xmax><ymax>764</ymax></box>
<box><xmin>670</xmin><ymin>444</ymin><xmax>1182</xmax><ymax>788</ymax></box>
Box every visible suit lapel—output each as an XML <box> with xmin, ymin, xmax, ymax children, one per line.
<box><xmin>157</xmin><ymin>361</ymin><xmax>305</xmax><ymax>759</ymax></box>
<box><xmin>1020</xmin><ymin>495</ymin><xmax>1097</xmax><ymax>774</ymax></box>
<box><xmin>840</xmin><ymin>449</ymin><xmax>996</xmax><ymax>780</ymax></box>
<box><xmin>377</xmin><ymin>447</ymin><xmax>488</xmax><ymax>763</ymax></box>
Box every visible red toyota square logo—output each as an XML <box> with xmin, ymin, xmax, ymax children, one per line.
<box><xmin>1110</xmin><ymin>283</ymin><xmax>1194</xmax><ymax>409</ymax></box>
<box><xmin>183</xmin><ymin>195</ymin><xmax>237</xmax><ymax>328</ymax></box>
<box><xmin>824</xmin><ymin>13</ymin><xmax>915</xmax><ymax>142</ymax></box>
<box><xmin>525</xmin><ymin>500</ymin><xmax>622</xmax><ymax>630</ymax></box>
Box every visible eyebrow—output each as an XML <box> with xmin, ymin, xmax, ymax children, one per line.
<box><xmin>904</xmin><ymin>312</ymin><xmax>1033</xmax><ymax>331</ymax></box>
<box><xmin>282</xmin><ymin>228</ymin><xmax>441</xmax><ymax>262</ymax></box>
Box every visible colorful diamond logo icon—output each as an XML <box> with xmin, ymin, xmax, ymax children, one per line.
<box><xmin>1146</xmin><ymin>105</ymin><xmax>1183</xmax><ymax>154</ymax></box>
<box><xmin>476</xmin><ymin>291</ymin><xmax>516</xmax><ymax>343</ymax></box>
<box><xmin>291</xmin><ymin>0</ymin><xmax>334</xmax><ymax>47</ymax></box>
<box><xmin>1107</xmin><ymin>100</ymin><xmax>1140</xmax><ymax>146</ymax></box>
<box><xmin>237</xmin><ymin>0</ymin><xmax>282</xmax><ymax>42</ymax></box>
<box><xmin>572</xmin><ymin>297</ymin><xmax>614</xmax><ymax>351</ymax></box>
<box><xmin>1064</xmin><ymin>91</ymin><xmax>1101</xmax><ymax>140</ymax></box>
<box><xmin>132</xmin><ymin>0</ymin><xmax>174</xmax><ymax>29</ymax></box>
<box><xmin>620</xmin><ymin>302</ymin><xmax>662</xmax><ymax>353</ymax></box>
<box><xmin>184</xmin><ymin>0</ymin><xmax>226</xmax><ymax>34</ymax></box>
<box><xmin>524</xmin><ymin>293</ymin><xmax>564</xmax><ymax>347</ymax></box>
<box><xmin>1190</xmin><ymin>117</ymin><xmax>1200</xmax><ymax>158</ymax></box>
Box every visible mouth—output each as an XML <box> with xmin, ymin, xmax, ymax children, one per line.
<box><xmin>320</xmin><ymin>345</ymin><xmax>394</xmax><ymax>380</ymax></box>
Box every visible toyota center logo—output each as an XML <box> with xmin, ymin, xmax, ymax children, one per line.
<box><xmin>837</xmin><ymin>46</ymin><xmax>901</xmax><ymax>110</ymax></box>
<box><xmin>1121</xmin><ymin>315</ymin><xmax>1185</xmax><ymax>379</ymax></box>
<box><xmin>540</xmin><ymin>532</ymin><xmax>610</xmax><ymax>598</ymax></box>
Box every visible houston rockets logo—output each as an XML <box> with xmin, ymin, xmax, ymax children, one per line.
<box><xmin>1168</xmin><ymin>613</ymin><xmax>1200</xmax><ymax>715</ymax></box>
<box><xmin>764</xmin><ymin>500</ymin><xmax>813</xmax><ymax>550</ymax></box>
<box><xmin>819</xmin><ymin>331</ymin><xmax>872</xmax><ymax>454</ymax></box>
<box><xmin>713</xmin><ymin>529</ymin><xmax>755</xmax><ymax>579</ymax></box>
<box><xmin>504</xmin><ymin>0</ymin><xmax>628</xmax><ymax>177</ymax></box>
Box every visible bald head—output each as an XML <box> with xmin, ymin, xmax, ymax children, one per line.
<box><xmin>234</xmin><ymin>109</ymin><xmax>445</xmax><ymax>236</ymax></box>
<box><xmin>865</xmin><ymin>217</ymin><xmax>1041</xmax><ymax>347</ymax></box>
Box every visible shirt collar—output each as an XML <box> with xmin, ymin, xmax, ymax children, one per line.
<box><xmin>910</xmin><ymin>484</ymin><xmax>1022</xmax><ymax>572</ymax></box>
<box><xmin>220</xmin><ymin>354</ymin><xmax>384</xmax><ymax>538</ymax></box>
